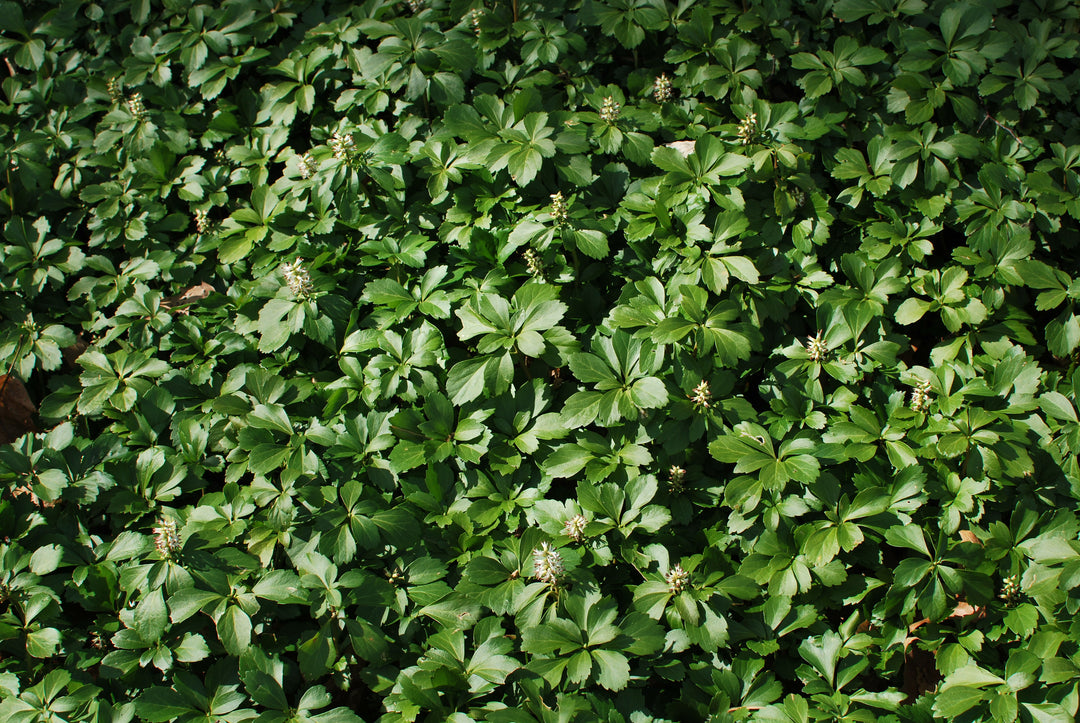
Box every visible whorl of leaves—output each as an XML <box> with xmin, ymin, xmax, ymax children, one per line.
<box><xmin>2</xmin><ymin>0</ymin><xmax>1080</xmax><ymax>721</ymax></box>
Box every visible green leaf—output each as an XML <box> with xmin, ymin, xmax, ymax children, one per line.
<box><xmin>467</xmin><ymin>638</ymin><xmax>519</xmax><ymax>689</ymax></box>
<box><xmin>252</xmin><ymin>570</ymin><xmax>307</xmax><ymax>604</ymax></box>
<box><xmin>173</xmin><ymin>634</ymin><xmax>210</xmax><ymax>663</ymax></box>
<box><xmin>1040</xmin><ymin>391</ymin><xmax>1078</xmax><ymax>422</ymax></box>
<box><xmin>25</xmin><ymin>627</ymin><xmax>61</xmax><ymax>658</ymax></box>
<box><xmin>298</xmin><ymin>627</ymin><xmax>336</xmax><ymax>680</ymax></box>
<box><xmin>630</xmin><ymin>377</ymin><xmax>667</xmax><ymax>408</ymax></box>
<box><xmin>933</xmin><ymin>686</ymin><xmax>988</xmax><ymax>717</ymax></box>
<box><xmin>217</xmin><ymin>605</ymin><xmax>252</xmax><ymax>655</ymax></box>
<box><xmin>29</xmin><ymin>545</ymin><xmax>63</xmax><ymax>575</ymax></box>
<box><xmin>543</xmin><ymin>445</ymin><xmax>592</xmax><ymax>478</ymax></box>
<box><xmin>885</xmin><ymin>525</ymin><xmax>930</xmax><ymax>556</ymax></box>
<box><xmin>134</xmin><ymin>588</ymin><xmax>168</xmax><ymax>642</ymax></box>
<box><xmin>446</xmin><ymin>356</ymin><xmax>491</xmax><ymax>405</ymax></box>
<box><xmin>573</xmin><ymin>229</ymin><xmax>609</xmax><ymax>259</ymax></box>
<box><xmin>136</xmin><ymin>688</ymin><xmax>198</xmax><ymax>722</ymax></box>
<box><xmin>592</xmin><ymin>649</ymin><xmax>630</xmax><ymax>691</ymax></box>
<box><xmin>568</xmin><ymin>352</ymin><xmax>616</xmax><ymax>385</ymax></box>
<box><xmin>895</xmin><ymin>297</ymin><xmax>931</xmax><ymax>325</ymax></box>
<box><xmin>521</xmin><ymin>619</ymin><xmax>582</xmax><ymax>654</ymax></box>
<box><xmin>218</xmin><ymin>235</ymin><xmax>253</xmax><ymax>265</ymax></box>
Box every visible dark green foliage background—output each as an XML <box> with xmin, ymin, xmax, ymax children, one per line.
<box><xmin>2</xmin><ymin>0</ymin><xmax>1080</xmax><ymax>720</ymax></box>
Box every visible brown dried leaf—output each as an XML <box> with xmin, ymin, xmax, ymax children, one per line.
<box><xmin>161</xmin><ymin>281</ymin><xmax>214</xmax><ymax>311</ymax></box>
<box><xmin>907</xmin><ymin>618</ymin><xmax>929</xmax><ymax>637</ymax></box>
<box><xmin>10</xmin><ymin>485</ymin><xmax>57</xmax><ymax>508</ymax></box>
<box><xmin>950</xmin><ymin>601</ymin><xmax>982</xmax><ymax>619</ymax></box>
<box><xmin>958</xmin><ymin>529</ymin><xmax>981</xmax><ymax>545</ymax></box>
<box><xmin>63</xmin><ymin>335</ymin><xmax>89</xmax><ymax>369</ymax></box>
<box><xmin>905</xmin><ymin>602</ymin><xmax>983</xmax><ymax>647</ymax></box>
<box><xmin>0</xmin><ymin>374</ymin><xmax>37</xmax><ymax>444</ymax></box>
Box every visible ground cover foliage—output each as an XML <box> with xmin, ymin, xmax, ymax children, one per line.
<box><xmin>2</xmin><ymin>0</ymin><xmax>1080</xmax><ymax>720</ymax></box>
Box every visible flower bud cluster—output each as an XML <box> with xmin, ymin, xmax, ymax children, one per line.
<box><xmin>532</xmin><ymin>541</ymin><xmax>564</xmax><ymax>584</ymax></box>
<box><xmin>550</xmin><ymin>191</ymin><xmax>569</xmax><ymax>225</ymax></box>
<box><xmin>689</xmin><ymin>380</ymin><xmax>711</xmax><ymax>410</ymax></box>
<box><xmin>153</xmin><ymin>518</ymin><xmax>181</xmax><ymax>556</ymax></box>
<box><xmin>297</xmin><ymin>152</ymin><xmax>318</xmax><ymax>179</ymax></box>
<box><xmin>330</xmin><ymin>131</ymin><xmax>355</xmax><ymax>161</ymax></box>
<box><xmin>127</xmin><ymin>93</ymin><xmax>147</xmax><ymax>121</ymax></box>
<box><xmin>999</xmin><ymin>575</ymin><xmax>1020</xmax><ymax>606</ymax></box>
<box><xmin>805</xmin><ymin>331</ymin><xmax>828</xmax><ymax>362</ymax></box>
<box><xmin>407</xmin><ymin>0</ymin><xmax>425</xmax><ymax>12</ymax></box>
<box><xmin>524</xmin><ymin>248</ymin><xmax>544</xmax><ymax>277</ymax></box>
<box><xmin>281</xmin><ymin>258</ymin><xmax>313</xmax><ymax>298</ymax></box>
<box><xmin>90</xmin><ymin>630</ymin><xmax>107</xmax><ymax>650</ymax></box>
<box><xmin>910</xmin><ymin>379</ymin><xmax>932</xmax><ymax>412</ymax></box>
<box><xmin>653</xmin><ymin>74</ymin><xmax>673</xmax><ymax>103</ymax></box>
<box><xmin>599</xmin><ymin>96</ymin><xmax>621</xmax><ymax>123</ymax></box>
<box><xmin>737</xmin><ymin>112</ymin><xmax>758</xmax><ymax>145</ymax></box>
<box><xmin>107</xmin><ymin>77</ymin><xmax>123</xmax><ymax>103</ymax></box>
<box><xmin>668</xmin><ymin>465</ymin><xmax>686</xmax><ymax>492</ymax></box>
<box><xmin>194</xmin><ymin>209</ymin><xmax>210</xmax><ymax>234</ymax></box>
<box><xmin>468</xmin><ymin>8</ymin><xmax>483</xmax><ymax>35</ymax></box>
<box><xmin>666</xmin><ymin>563</ymin><xmax>690</xmax><ymax>593</ymax></box>
<box><xmin>563</xmin><ymin>514</ymin><xmax>588</xmax><ymax>542</ymax></box>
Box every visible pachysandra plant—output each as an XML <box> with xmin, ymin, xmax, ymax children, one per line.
<box><xmin>2</xmin><ymin>1</ymin><xmax>1080</xmax><ymax>722</ymax></box>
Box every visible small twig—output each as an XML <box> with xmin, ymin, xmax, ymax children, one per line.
<box><xmin>978</xmin><ymin>111</ymin><xmax>1023</xmax><ymax>147</ymax></box>
<box><xmin>3</xmin><ymin>57</ymin><xmax>14</xmax><ymax>77</ymax></box>
<box><xmin>4</xmin><ymin>333</ymin><xmax>27</xmax><ymax>378</ymax></box>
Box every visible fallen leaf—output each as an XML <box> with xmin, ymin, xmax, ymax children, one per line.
<box><xmin>958</xmin><ymin>529</ymin><xmax>980</xmax><ymax>545</ymax></box>
<box><xmin>10</xmin><ymin>485</ymin><xmax>57</xmax><ymax>508</ymax></box>
<box><xmin>0</xmin><ymin>374</ymin><xmax>37</xmax><ymax>444</ymax></box>
<box><xmin>665</xmin><ymin>140</ymin><xmax>696</xmax><ymax>158</ymax></box>
<box><xmin>63</xmin><ymin>334</ymin><xmax>89</xmax><ymax>369</ymax></box>
<box><xmin>161</xmin><ymin>281</ymin><xmax>214</xmax><ymax>311</ymax></box>
<box><xmin>951</xmin><ymin>601</ymin><xmax>978</xmax><ymax>618</ymax></box>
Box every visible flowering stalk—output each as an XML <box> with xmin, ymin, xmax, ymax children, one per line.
<box><xmin>689</xmin><ymin>380</ymin><xmax>711</xmax><ymax>410</ymax></box>
<box><xmin>524</xmin><ymin>248</ymin><xmax>544</xmax><ymax>278</ymax></box>
<box><xmin>668</xmin><ymin>465</ymin><xmax>686</xmax><ymax>492</ymax></box>
<box><xmin>533</xmin><ymin>541</ymin><xmax>564</xmax><ymax>585</ymax></box>
<box><xmin>107</xmin><ymin>77</ymin><xmax>123</xmax><ymax>103</ymax></box>
<box><xmin>329</xmin><ymin>131</ymin><xmax>355</xmax><ymax>161</ymax></box>
<box><xmin>127</xmin><ymin>93</ymin><xmax>147</xmax><ymax>121</ymax></box>
<box><xmin>805</xmin><ymin>331</ymin><xmax>828</xmax><ymax>362</ymax></box>
<box><xmin>563</xmin><ymin>514</ymin><xmax>587</xmax><ymax>542</ymax></box>
<box><xmin>665</xmin><ymin>563</ymin><xmax>690</xmax><ymax>593</ymax></box>
<box><xmin>194</xmin><ymin>209</ymin><xmax>210</xmax><ymax>234</ymax></box>
<box><xmin>550</xmin><ymin>191</ymin><xmax>569</xmax><ymax>225</ymax></box>
<box><xmin>599</xmin><ymin>96</ymin><xmax>621</xmax><ymax>124</ymax></box>
<box><xmin>737</xmin><ymin>112</ymin><xmax>758</xmax><ymax>145</ymax></box>
<box><xmin>653</xmin><ymin>74</ymin><xmax>673</xmax><ymax>103</ymax></box>
<box><xmin>297</xmin><ymin>152</ymin><xmax>318</xmax><ymax>179</ymax></box>
<box><xmin>153</xmin><ymin>518</ymin><xmax>181</xmax><ymax>557</ymax></box>
<box><xmin>999</xmin><ymin>575</ymin><xmax>1020</xmax><ymax>606</ymax></box>
<box><xmin>281</xmin><ymin>258</ymin><xmax>313</xmax><ymax>298</ymax></box>
<box><xmin>467</xmin><ymin>8</ymin><xmax>483</xmax><ymax>35</ymax></box>
<box><xmin>910</xmin><ymin>379</ymin><xmax>932</xmax><ymax>412</ymax></box>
